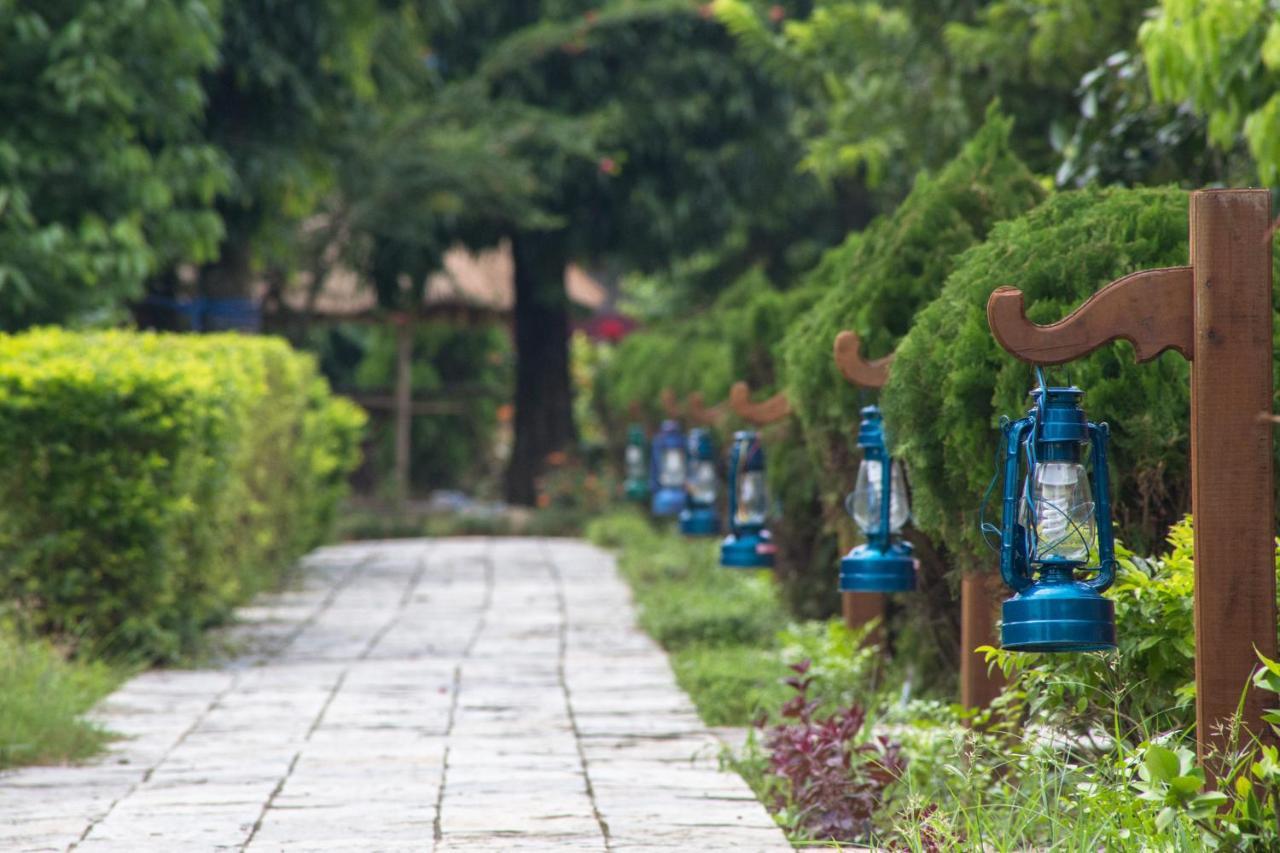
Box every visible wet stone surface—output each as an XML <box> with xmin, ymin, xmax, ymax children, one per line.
<box><xmin>0</xmin><ymin>538</ymin><xmax>789</xmax><ymax>852</ymax></box>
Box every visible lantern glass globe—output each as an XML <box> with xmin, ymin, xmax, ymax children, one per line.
<box><xmin>687</xmin><ymin>460</ymin><xmax>717</xmax><ymax>504</ymax></box>
<box><xmin>659</xmin><ymin>447</ymin><xmax>686</xmax><ymax>488</ymax></box>
<box><xmin>625</xmin><ymin>445</ymin><xmax>645</xmax><ymax>480</ymax></box>
<box><xmin>846</xmin><ymin>458</ymin><xmax>909</xmax><ymax>534</ymax></box>
<box><xmin>1020</xmin><ymin>461</ymin><xmax>1095</xmax><ymax>562</ymax></box>
<box><xmin>735</xmin><ymin>470</ymin><xmax>768</xmax><ymax>526</ymax></box>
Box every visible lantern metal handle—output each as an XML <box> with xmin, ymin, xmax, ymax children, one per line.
<box><xmin>999</xmin><ymin>416</ymin><xmax>1035</xmax><ymax>592</ymax></box>
<box><xmin>727</xmin><ymin>432</ymin><xmax>746</xmax><ymax>531</ymax></box>
<box><xmin>1087</xmin><ymin>422</ymin><xmax>1116</xmax><ymax>593</ymax></box>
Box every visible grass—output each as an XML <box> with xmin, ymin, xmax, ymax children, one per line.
<box><xmin>586</xmin><ymin>508</ymin><xmax>1224</xmax><ymax>850</ymax></box>
<box><xmin>0</xmin><ymin>626</ymin><xmax>123</xmax><ymax>769</ymax></box>
<box><xmin>586</xmin><ymin>510</ymin><xmax>794</xmax><ymax>726</ymax></box>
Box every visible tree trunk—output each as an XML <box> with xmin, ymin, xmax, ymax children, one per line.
<box><xmin>505</xmin><ymin>231</ymin><xmax>577</xmax><ymax>506</ymax></box>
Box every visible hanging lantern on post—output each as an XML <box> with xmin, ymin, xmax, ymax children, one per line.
<box><xmin>649</xmin><ymin>419</ymin><xmax>687</xmax><ymax>517</ymax></box>
<box><xmin>992</xmin><ymin>373</ymin><xmax>1116</xmax><ymax>652</ymax></box>
<box><xmin>679</xmin><ymin>428</ymin><xmax>720</xmax><ymax>536</ymax></box>
<box><xmin>720</xmin><ymin>431</ymin><xmax>775</xmax><ymax>568</ymax></box>
<box><xmin>839</xmin><ymin>406</ymin><xmax>916</xmax><ymax>592</ymax></box>
<box><xmin>623</xmin><ymin>424</ymin><xmax>649</xmax><ymax>502</ymax></box>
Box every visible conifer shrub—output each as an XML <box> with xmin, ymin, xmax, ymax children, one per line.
<box><xmin>0</xmin><ymin>329</ymin><xmax>365</xmax><ymax>660</ymax></box>
<box><xmin>882</xmin><ymin>186</ymin><xmax>1210</xmax><ymax>569</ymax></box>
<box><xmin>779</xmin><ymin>107</ymin><xmax>1045</xmax><ymax>520</ymax></box>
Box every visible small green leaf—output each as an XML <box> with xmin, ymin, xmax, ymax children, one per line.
<box><xmin>1146</xmin><ymin>745</ymin><xmax>1180</xmax><ymax>783</ymax></box>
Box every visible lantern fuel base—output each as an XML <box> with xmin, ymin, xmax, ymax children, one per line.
<box><xmin>720</xmin><ymin>431</ymin><xmax>775</xmax><ymax>568</ymax></box>
<box><xmin>840</xmin><ymin>406</ymin><xmax>916</xmax><ymax>593</ymax></box>
<box><xmin>623</xmin><ymin>424</ymin><xmax>649</xmax><ymax>502</ymax></box>
<box><xmin>679</xmin><ymin>428</ymin><xmax>720</xmax><ymax>536</ymax></box>
<box><xmin>994</xmin><ymin>380</ymin><xmax>1116</xmax><ymax>653</ymax></box>
<box><xmin>649</xmin><ymin>419</ymin><xmax>687</xmax><ymax>517</ymax></box>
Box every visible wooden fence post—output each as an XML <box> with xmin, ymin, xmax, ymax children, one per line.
<box><xmin>393</xmin><ymin>315</ymin><xmax>413</xmax><ymax>505</ymax></box>
<box><xmin>986</xmin><ymin>188</ymin><xmax>1275</xmax><ymax>762</ymax></box>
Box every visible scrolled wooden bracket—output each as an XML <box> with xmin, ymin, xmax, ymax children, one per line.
<box><xmin>686</xmin><ymin>392</ymin><xmax>727</xmax><ymax>427</ymax></box>
<box><xmin>986</xmin><ymin>267</ymin><xmax>1194</xmax><ymax>366</ymax></box>
<box><xmin>833</xmin><ymin>331</ymin><xmax>893</xmax><ymax>389</ymax></box>
<box><xmin>659</xmin><ymin>387</ymin><xmax>681</xmax><ymax>419</ymax></box>
<box><xmin>728</xmin><ymin>381</ymin><xmax>791</xmax><ymax>426</ymax></box>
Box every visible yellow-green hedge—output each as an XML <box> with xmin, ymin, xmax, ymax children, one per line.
<box><xmin>0</xmin><ymin>329</ymin><xmax>365</xmax><ymax>660</ymax></box>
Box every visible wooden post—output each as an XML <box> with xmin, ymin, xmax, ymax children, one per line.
<box><xmin>1189</xmin><ymin>190</ymin><xmax>1276</xmax><ymax>757</ymax></box>
<box><xmin>393</xmin><ymin>316</ymin><xmax>413</xmax><ymax>505</ymax></box>
<box><xmin>834</xmin><ymin>330</ymin><xmax>1003</xmax><ymax>702</ymax></box>
<box><xmin>986</xmin><ymin>188</ymin><xmax>1275</xmax><ymax>762</ymax></box>
<box><xmin>959</xmin><ymin>573</ymin><xmax>1004</xmax><ymax>710</ymax></box>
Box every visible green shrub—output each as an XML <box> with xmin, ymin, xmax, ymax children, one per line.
<box><xmin>883</xmin><ymin>186</ymin><xmax>1201</xmax><ymax>568</ymax></box>
<box><xmin>779</xmin><ymin>107</ymin><xmax>1045</xmax><ymax>522</ymax></box>
<box><xmin>0</xmin><ymin>329</ymin><xmax>365</xmax><ymax>660</ymax></box>
<box><xmin>984</xmin><ymin>517</ymin><xmax>1280</xmax><ymax>739</ymax></box>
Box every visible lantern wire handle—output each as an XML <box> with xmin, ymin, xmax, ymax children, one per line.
<box><xmin>978</xmin><ymin>424</ymin><xmax>1007</xmax><ymax>553</ymax></box>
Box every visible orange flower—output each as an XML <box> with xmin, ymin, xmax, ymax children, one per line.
<box><xmin>546</xmin><ymin>450</ymin><xmax>569</xmax><ymax>467</ymax></box>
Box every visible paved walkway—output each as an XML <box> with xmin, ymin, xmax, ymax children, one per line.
<box><xmin>1</xmin><ymin>538</ymin><xmax>789</xmax><ymax>852</ymax></box>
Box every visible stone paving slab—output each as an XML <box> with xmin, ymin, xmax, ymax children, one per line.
<box><xmin>0</xmin><ymin>537</ymin><xmax>790</xmax><ymax>851</ymax></box>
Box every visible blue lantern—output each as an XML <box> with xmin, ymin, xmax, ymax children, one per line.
<box><xmin>993</xmin><ymin>374</ymin><xmax>1116</xmax><ymax>652</ymax></box>
<box><xmin>650</xmin><ymin>419</ymin><xmax>687</xmax><ymax>517</ymax></box>
<box><xmin>840</xmin><ymin>406</ymin><xmax>916</xmax><ymax>592</ymax></box>
<box><xmin>720</xmin><ymin>431</ymin><xmax>775</xmax><ymax>568</ymax></box>
<box><xmin>679</xmin><ymin>429</ymin><xmax>720</xmax><ymax>536</ymax></box>
<box><xmin>623</xmin><ymin>424</ymin><xmax>649</xmax><ymax>502</ymax></box>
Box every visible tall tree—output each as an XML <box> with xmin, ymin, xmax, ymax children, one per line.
<box><xmin>431</xmin><ymin>2</ymin><xmax>842</xmax><ymax>504</ymax></box>
<box><xmin>0</xmin><ymin>0</ymin><xmax>225</xmax><ymax>329</ymax></box>
<box><xmin>194</xmin><ymin>0</ymin><xmax>384</xmax><ymax>304</ymax></box>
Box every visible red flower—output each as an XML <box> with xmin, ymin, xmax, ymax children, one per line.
<box><xmin>768</xmin><ymin>4</ymin><xmax>785</xmax><ymax>23</ymax></box>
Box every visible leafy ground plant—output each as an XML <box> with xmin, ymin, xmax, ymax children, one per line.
<box><xmin>755</xmin><ymin>660</ymin><xmax>904</xmax><ymax>844</ymax></box>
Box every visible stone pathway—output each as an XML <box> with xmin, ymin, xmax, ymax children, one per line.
<box><xmin>0</xmin><ymin>538</ymin><xmax>790</xmax><ymax>852</ymax></box>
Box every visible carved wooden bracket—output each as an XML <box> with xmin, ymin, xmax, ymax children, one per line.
<box><xmin>986</xmin><ymin>267</ymin><xmax>1194</xmax><ymax>365</ymax></box>
<box><xmin>833</xmin><ymin>331</ymin><xmax>893</xmax><ymax>389</ymax></box>
<box><xmin>728</xmin><ymin>381</ymin><xmax>791</xmax><ymax>426</ymax></box>
<box><xmin>982</xmin><ymin>189</ymin><xmax>1275</xmax><ymax>767</ymax></box>
<box><xmin>659</xmin><ymin>387</ymin><xmax>681</xmax><ymax>419</ymax></box>
<box><xmin>687</xmin><ymin>391</ymin><xmax>727</xmax><ymax>427</ymax></box>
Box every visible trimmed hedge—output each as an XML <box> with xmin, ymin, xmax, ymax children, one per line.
<box><xmin>0</xmin><ymin>329</ymin><xmax>365</xmax><ymax>660</ymax></box>
<box><xmin>881</xmin><ymin>185</ymin><xmax>1266</xmax><ymax>569</ymax></box>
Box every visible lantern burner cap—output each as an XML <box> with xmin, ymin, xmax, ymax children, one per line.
<box><xmin>679</xmin><ymin>506</ymin><xmax>720</xmax><ymax>537</ymax></box>
<box><xmin>721</xmin><ymin>529</ymin><xmax>775</xmax><ymax>569</ymax></box>
<box><xmin>1001</xmin><ymin>579</ymin><xmax>1116</xmax><ymax>652</ymax></box>
<box><xmin>839</xmin><ymin>541</ymin><xmax>916</xmax><ymax>592</ymax></box>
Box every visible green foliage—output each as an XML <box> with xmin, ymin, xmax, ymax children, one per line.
<box><xmin>714</xmin><ymin>0</ymin><xmax>968</xmax><ymax>192</ymax></box>
<box><xmin>981</xmin><ymin>520</ymin><xmax>1209</xmax><ymax>741</ymax></box>
<box><xmin>0</xmin><ymin>624</ymin><xmax>121</xmax><ymax>768</ymax></box>
<box><xmin>201</xmin><ymin>0</ymin><xmax>389</xmax><ymax>273</ymax></box>
<box><xmin>0</xmin><ymin>329</ymin><xmax>365</xmax><ymax>660</ymax></box>
<box><xmin>883</xmin><ymin>186</ymin><xmax>1200</xmax><ymax>567</ymax></box>
<box><xmin>350</xmin><ymin>322</ymin><xmax>509</xmax><ymax>492</ymax></box>
<box><xmin>944</xmin><ymin>0</ymin><xmax>1153</xmax><ymax>171</ymax></box>
<box><xmin>0</xmin><ymin>1</ymin><xmax>227</xmax><ymax>327</ymax></box>
<box><xmin>1141</xmin><ymin>0</ymin><xmax>1280</xmax><ymax>183</ymax></box>
<box><xmin>781</xmin><ymin>108</ymin><xmax>1044</xmax><ymax>523</ymax></box>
